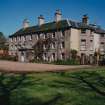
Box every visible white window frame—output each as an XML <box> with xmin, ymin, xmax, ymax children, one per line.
<box><xmin>10</xmin><ymin>38</ymin><xmax>13</xmax><ymax>42</ymax></box>
<box><xmin>14</xmin><ymin>37</ymin><xmax>17</xmax><ymax>42</ymax></box>
<box><xmin>52</xmin><ymin>33</ymin><xmax>55</xmax><ymax>38</ymax></box>
<box><xmin>90</xmin><ymin>40</ymin><xmax>93</xmax><ymax>51</ymax></box>
<box><xmin>29</xmin><ymin>35</ymin><xmax>32</xmax><ymax>40</ymax></box>
<box><xmin>60</xmin><ymin>42</ymin><xmax>64</xmax><ymax>49</ymax></box>
<box><xmin>80</xmin><ymin>39</ymin><xmax>86</xmax><ymax>50</ymax></box>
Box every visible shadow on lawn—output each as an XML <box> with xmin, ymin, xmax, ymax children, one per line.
<box><xmin>54</xmin><ymin>71</ymin><xmax>105</xmax><ymax>97</ymax></box>
<box><xmin>0</xmin><ymin>72</ymin><xmax>63</xmax><ymax>105</ymax></box>
<box><xmin>13</xmin><ymin>93</ymin><xmax>63</xmax><ymax>105</ymax></box>
<box><xmin>1</xmin><ymin>70</ymin><xmax>105</xmax><ymax>105</ymax></box>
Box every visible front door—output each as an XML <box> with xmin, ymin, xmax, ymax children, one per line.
<box><xmin>81</xmin><ymin>53</ymin><xmax>85</xmax><ymax>65</ymax></box>
<box><xmin>21</xmin><ymin>52</ymin><xmax>25</xmax><ymax>62</ymax></box>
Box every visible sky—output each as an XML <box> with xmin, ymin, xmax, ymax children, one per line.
<box><xmin>0</xmin><ymin>0</ymin><xmax>105</xmax><ymax>37</ymax></box>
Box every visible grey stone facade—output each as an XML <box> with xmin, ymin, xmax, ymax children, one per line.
<box><xmin>9</xmin><ymin>11</ymin><xmax>105</xmax><ymax>63</ymax></box>
<box><xmin>9</xmin><ymin>30</ymin><xmax>68</xmax><ymax>62</ymax></box>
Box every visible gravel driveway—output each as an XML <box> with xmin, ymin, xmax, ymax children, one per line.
<box><xmin>0</xmin><ymin>60</ymin><xmax>93</xmax><ymax>73</ymax></box>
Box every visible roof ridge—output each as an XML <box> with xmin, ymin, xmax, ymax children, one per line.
<box><xmin>23</xmin><ymin>19</ymin><xmax>67</xmax><ymax>28</ymax></box>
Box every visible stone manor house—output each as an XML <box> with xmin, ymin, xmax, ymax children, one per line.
<box><xmin>9</xmin><ymin>10</ymin><xmax>105</xmax><ymax>64</ymax></box>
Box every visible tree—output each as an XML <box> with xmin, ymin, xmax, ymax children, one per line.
<box><xmin>70</xmin><ymin>49</ymin><xmax>77</xmax><ymax>60</ymax></box>
<box><xmin>33</xmin><ymin>37</ymin><xmax>56</xmax><ymax>61</ymax></box>
<box><xmin>94</xmin><ymin>49</ymin><xmax>100</xmax><ymax>65</ymax></box>
<box><xmin>0</xmin><ymin>32</ymin><xmax>7</xmax><ymax>50</ymax></box>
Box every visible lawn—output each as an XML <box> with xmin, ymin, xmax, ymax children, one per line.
<box><xmin>1</xmin><ymin>67</ymin><xmax>105</xmax><ymax>105</ymax></box>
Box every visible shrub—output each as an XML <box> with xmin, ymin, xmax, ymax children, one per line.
<box><xmin>0</xmin><ymin>55</ymin><xmax>17</xmax><ymax>61</ymax></box>
<box><xmin>52</xmin><ymin>59</ymin><xmax>80</xmax><ymax>65</ymax></box>
<box><xmin>99</xmin><ymin>59</ymin><xmax>105</xmax><ymax>66</ymax></box>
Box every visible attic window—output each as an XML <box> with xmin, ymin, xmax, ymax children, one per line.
<box><xmin>81</xmin><ymin>29</ymin><xmax>86</xmax><ymax>34</ymax></box>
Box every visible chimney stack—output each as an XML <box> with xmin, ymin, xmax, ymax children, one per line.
<box><xmin>23</xmin><ymin>19</ymin><xmax>29</xmax><ymax>29</ymax></box>
<box><xmin>82</xmin><ymin>14</ymin><xmax>89</xmax><ymax>25</ymax></box>
<box><xmin>55</xmin><ymin>9</ymin><xmax>62</xmax><ymax>22</ymax></box>
<box><xmin>38</xmin><ymin>15</ymin><xmax>45</xmax><ymax>25</ymax></box>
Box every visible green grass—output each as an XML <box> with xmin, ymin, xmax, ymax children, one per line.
<box><xmin>7</xmin><ymin>67</ymin><xmax>105</xmax><ymax>105</ymax></box>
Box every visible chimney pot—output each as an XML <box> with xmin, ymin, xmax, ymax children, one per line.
<box><xmin>55</xmin><ymin>9</ymin><xmax>62</xmax><ymax>22</ymax></box>
<box><xmin>23</xmin><ymin>19</ymin><xmax>29</xmax><ymax>29</ymax></box>
<box><xmin>82</xmin><ymin>14</ymin><xmax>89</xmax><ymax>25</ymax></box>
<box><xmin>38</xmin><ymin>15</ymin><xmax>45</xmax><ymax>25</ymax></box>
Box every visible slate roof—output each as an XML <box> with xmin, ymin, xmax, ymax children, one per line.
<box><xmin>9</xmin><ymin>19</ymin><xmax>105</xmax><ymax>37</ymax></box>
